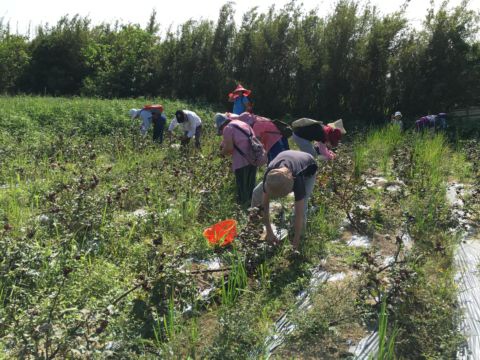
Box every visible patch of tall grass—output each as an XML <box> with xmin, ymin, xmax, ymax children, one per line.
<box><xmin>353</xmin><ymin>124</ymin><xmax>403</xmax><ymax>176</ymax></box>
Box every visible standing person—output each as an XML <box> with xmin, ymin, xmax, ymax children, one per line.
<box><xmin>391</xmin><ymin>111</ymin><xmax>404</xmax><ymax>130</ymax></box>
<box><xmin>219</xmin><ymin>112</ymin><xmax>290</xmax><ymax>163</ymax></box>
<box><xmin>215</xmin><ymin>114</ymin><xmax>258</xmax><ymax>208</ymax></box>
<box><xmin>228</xmin><ymin>84</ymin><xmax>252</xmax><ymax>115</ymax></box>
<box><xmin>291</xmin><ymin>118</ymin><xmax>346</xmax><ymax>160</ymax></box>
<box><xmin>251</xmin><ymin>150</ymin><xmax>318</xmax><ymax>250</ymax></box>
<box><xmin>168</xmin><ymin>110</ymin><xmax>202</xmax><ymax>148</ymax></box>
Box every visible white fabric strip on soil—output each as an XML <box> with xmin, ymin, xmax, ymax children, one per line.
<box><xmin>348</xmin><ymin>234</ymin><xmax>371</xmax><ymax>248</ymax></box>
<box><xmin>351</xmin><ymin>331</ymin><xmax>379</xmax><ymax>359</ymax></box>
<box><xmin>455</xmin><ymin>238</ymin><xmax>480</xmax><ymax>359</ymax></box>
<box><xmin>262</xmin><ymin>270</ymin><xmax>349</xmax><ymax>358</ymax></box>
<box><xmin>448</xmin><ymin>182</ymin><xmax>480</xmax><ymax>359</ymax></box>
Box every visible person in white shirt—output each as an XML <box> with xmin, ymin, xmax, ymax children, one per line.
<box><xmin>129</xmin><ymin>108</ymin><xmax>153</xmax><ymax>136</ymax></box>
<box><xmin>168</xmin><ymin>110</ymin><xmax>203</xmax><ymax>148</ymax></box>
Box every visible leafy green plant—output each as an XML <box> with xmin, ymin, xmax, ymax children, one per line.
<box><xmin>221</xmin><ymin>252</ymin><xmax>248</xmax><ymax>306</ymax></box>
<box><xmin>374</xmin><ymin>296</ymin><xmax>398</xmax><ymax>360</ymax></box>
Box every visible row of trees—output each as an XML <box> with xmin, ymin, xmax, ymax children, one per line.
<box><xmin>1</xmin><ymin>0</ymin><xmax>479</xmax><ymax>122</ymax></box>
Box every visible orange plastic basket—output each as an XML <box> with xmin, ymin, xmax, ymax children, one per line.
<box><xmin>203</xmin><ymin>219</ymin><xmax>237</xmax><ymax>247</ymax></box>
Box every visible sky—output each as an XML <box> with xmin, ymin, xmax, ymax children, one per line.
<box><xmin>1</xmin><ymin>0</ymin><xmax>479</xmax><ymax>37</ymax></box>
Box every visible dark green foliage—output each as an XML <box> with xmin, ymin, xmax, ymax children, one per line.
<box><xmin>0</xmin><ymin>1</ymin><xmax>479</xmax><ymax>124</ymax></box>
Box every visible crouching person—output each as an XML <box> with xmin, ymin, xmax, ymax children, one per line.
<box><xmin>215</xmin><ymin>113</ymin><xmax>260</xmax><ymax>208</ymax></box>
<box><xmin>129</xmin><ymin>105</ymin><xmax>166</xmax><ymax>143</ymax></box>
<box><xmin>168</xmin><ymin>110</ymin><xmax>203</xmax><ymax>148</ymax></box>
<box><xmin>251</xmin><ymin>150</ymin><xmax>318</xmax><ymax>250</ymax></box>
<box><xmin>222</xmin><ymin>112</ymin><xmax>290</xmax><ymax>163</ymax></box>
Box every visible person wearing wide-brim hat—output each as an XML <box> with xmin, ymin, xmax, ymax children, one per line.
<box><xmin>291</xmin><ymin>118</ymin><xmax>346</xmax><ymax>161</ymax></box>
<box><xmin>391</xmin><ymin>111</ymin><xmax>403</xmax><ymax>130</ymax></box>
<box><xmin>129</xmin><ymin>105</ymin><xmax>166</xmax><ymax>143</ymax></box>
<box><xmin>215</xmin><ymin>113</ymin><xmax>258</xmax><ymax>208</ymax></box>
<box><xmin>228</xmin><ymin>84</ymin><xmax>253</xmax><ymax>115</ymax></box>
<box><xmin>219</xmin><ymin>111</ymin><xmax>290</xmax><ymax>164</ymax></box>
<box><xmin>251</xmin><ymin>150</ymin><xmax>318</xmax><ymax>250</ymax></box>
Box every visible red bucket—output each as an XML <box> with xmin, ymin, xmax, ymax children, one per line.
<box><xmin>203</xmin><ymin>219</ymin><xmax>237</xmax><ymax>247</ymax></box>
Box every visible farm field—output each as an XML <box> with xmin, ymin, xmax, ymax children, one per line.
<box><xmin>1</xmin><ymin>96</ymin><xmax>479</xmax><ymax>359</ymax></box>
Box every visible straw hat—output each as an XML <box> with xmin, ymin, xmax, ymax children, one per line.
<box><xmin>265</xmin><ymin>167</ymin><xmax>294</xmax><ymax>199</ymax></box>
<box><xmin>232</xmin><ymin>84</ymin><xmax>251</xmax><ymax>96</ymax></box>
<box><xmin>327</xmin><ymin>119</ymin><xmax>346</xmax><ymax>135</ymax></box>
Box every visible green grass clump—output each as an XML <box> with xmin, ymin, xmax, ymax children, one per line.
<box><xmin>0</xmin><ymin>96</ymin><xmax>475</xmax><ymax>359</ymax></box>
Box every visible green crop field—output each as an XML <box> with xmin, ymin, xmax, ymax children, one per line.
<box><xmin>0</xmin><ymin>96</ymin><xmax>479</xmax><ymax>359</ymax></box>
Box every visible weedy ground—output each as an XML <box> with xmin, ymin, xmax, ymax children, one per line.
<box><xmin>0</xmin><ymin>96</ymin><xmax>477</xmax><ymax>359</ymax></box>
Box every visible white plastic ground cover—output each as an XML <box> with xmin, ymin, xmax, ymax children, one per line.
<box><xmin>455</xmin><ymin>238</ymin><xmax>480</xmax><ymax>359</ymax></box>
<box><xmin>447</xmin><ymin>182</ymin><xmax>480</xmax><ymax>359</ymax></box>
<box><xmin>351</xmin><ymin>332</ymin><xmax>379</xmax><ymax>359</ymax></box>
<box><xmin>354</xmin><ymin>183</ymin><xmax>480</xmax><ymax>359</ymax></box>
<box><xmin>263</xmin><ymin>268</ymin><xmax>344</xmax><ymax>358</ymax></box>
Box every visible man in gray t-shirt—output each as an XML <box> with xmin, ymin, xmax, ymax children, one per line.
<box><xmin>251</xmin><ymin>150</ymin><xmax>318</xmax><ymax>250</ymax></box>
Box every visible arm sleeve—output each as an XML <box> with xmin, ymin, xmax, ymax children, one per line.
<box><xmin>168</xmin><ymin>118</ymin><xmax>178</xmax><ymax>132</ymax></box>
<box><xmin>315</xmin><ymin>141</ymin><xmax>336</xmax><ymax>161</ymax></box>
<box><xmin>221</xmin><ymin>126</ymin><xmax>234</xmax><ymax>154</ymax></box>
<box><xmin>186</xmin><ymin>125</ymin><xmax>195</xmax><ymax>138</ymax></box>
<box><xmin>140</xmin><ymin>112</ymin><xmax>151</xmax><ymax>136</ymax></box>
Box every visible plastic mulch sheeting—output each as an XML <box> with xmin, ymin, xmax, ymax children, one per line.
<box><xmin>448</xmin><ymin>182</ymin><xmax>480</xmax><ymax>359</ymax></box>
<box><xmin>350</xmin><ymin>332</ymin><xmax>379</xmax><ymax>359</ymax></box>
<box><xmin>262</xmin><ymin>268</ymin><xmax>333</xmax><ymax>358</ymax></box>
<box><xmin>455</xmin><ymin>237</ymin><xmax>480</xmax><ymax>359</ymax></box>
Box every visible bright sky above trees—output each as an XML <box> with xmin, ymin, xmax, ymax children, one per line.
<box><xmin>2</xmin><ymin>0</ymin><xmax>478</xmax><ymax>36</ymax></box>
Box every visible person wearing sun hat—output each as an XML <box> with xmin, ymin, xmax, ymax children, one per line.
<box><xmin>129</xmin><ymin>105</ymin><xmax>166</xmax><ymax>142</ymax></box>
<box><xmin>228</xmin><ymin>84</ymin><xmax>253</xmax><ymax>115</ymax></box>
<box><xmin>215</xmin><ymin>113</ymin><xmax>258</xmax><ymax>208</ymax></box>
<box><xmin>217</xmin><ymin>111</ymin><xmax>290</xmax><ymax>163</ymax></box>
<box><xmin>291</xmin><ymin>118</ymin><xmax>346</xmax><ymax>161</ymax></box>
<box><xmin>251</xmin><ymin>150</ymin><xmax>318</xmax><ymax>250</ymax></box>
<box><xmin>391</xmin><ymin>111</ymin><xmax>403</xmax><ymax>130</ymax></box>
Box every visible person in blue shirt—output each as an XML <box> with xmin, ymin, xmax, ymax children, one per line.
<box><xmin>228</xmin><ymin>84</ymin><xmax>252</xmax><ymax>115</ymax></box>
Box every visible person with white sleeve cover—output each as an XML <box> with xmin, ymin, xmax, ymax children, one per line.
<box><xmin>168</xmin><ymin>110</ymin><xmax>203</xmax><ymax>148</ymax></box>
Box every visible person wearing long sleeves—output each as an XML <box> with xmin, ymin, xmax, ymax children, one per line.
<box><xmin>168</xmin><ymin>110</ymin><xmax>203</xmax><ymax>148</ymax></box>
<box><xmin>291</xmin><ymin>118</ymin><xmax>346</xmax><ymax>161</ymax></box>
<box><xmin>129</xmin><ymin>106</ymin><xmax>167</xmax><ymax>143</ymax></box>
<box><xmin>220</xmin><ymin>112</ymin><xmax>289</xmax><ymax>163</ymax></box>
<box><xmin>228</xmin><ymin>84</ymin><xmax>252</xmax><ymax>115</ymax></box>
<box><xmin>215</xmin><ymin>114</ymin><xmax>258</xmax><ymax>208</ymax></box>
